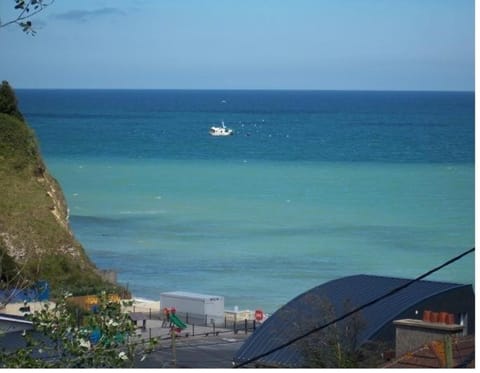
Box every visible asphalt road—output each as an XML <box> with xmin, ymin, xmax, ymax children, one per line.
<box><xmin>135</xmin><ymin>334</ymin><xmax>248</xmax><ymax>368</ymax></box>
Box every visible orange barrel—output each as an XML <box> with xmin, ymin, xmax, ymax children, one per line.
<box><xmin>438</xmin><ymin>312</ymin><xmax>448</xmax><ymax>324</ymax></box>
<box><xmin>446</xmin><ymin>313</ymin><xmax>455</xmax><ymax>325</ymax></box>
<box><xmin>422</xmin><ymin>310</ymin><xmax>431</xmax><ymax>322</ymax></box>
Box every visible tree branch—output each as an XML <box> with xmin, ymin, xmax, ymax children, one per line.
<box><xmin>0</xmin><ymin>0</ymin><xmax>55</xmax><ymax>34</ymax></box>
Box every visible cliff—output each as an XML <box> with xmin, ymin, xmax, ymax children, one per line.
<box><xmin>0</xmin><ymin>85</ymin><xmax>120</xmax><ymax>297</ymax></box>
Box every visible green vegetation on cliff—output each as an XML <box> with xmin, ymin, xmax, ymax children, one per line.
<box><xmin>0</xmin><ymin>81</ymin><xmax>123</xmax><ymax>297</ymax></box>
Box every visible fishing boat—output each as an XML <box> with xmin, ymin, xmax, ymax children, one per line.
<box><xmin>209</xmin><ymin>121</ymin><xmax>234</xmax><ymax>136</ymax></box>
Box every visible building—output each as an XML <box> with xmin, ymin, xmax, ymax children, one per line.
<box><xmin>0</xmin><ymin>313</ymin><xmax>33</xmax><ymax>335</ymax></box>
<box><xmin>384</xmin><ymin>323</ymin><xmax>475</xmax><ymax>367</ymax></box>
<box><xmin>160</xmin><ymin>291</ymin><xmax>225</xmax><ymax>325</ymax></box>
<box><xmin>0</xmin><ymin>313</ymin><xmax>34</xmax><ymax>357</ymax></box>
<box><xmin>232</xmin><ymin>274</ymin><xmax>474</xmax><ymax>368</ymax></box>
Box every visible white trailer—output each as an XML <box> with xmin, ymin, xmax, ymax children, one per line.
<box><xmin>160</xmin><ymin>291</ymin><xmax>225</xmax><ymax>324</ymax></box>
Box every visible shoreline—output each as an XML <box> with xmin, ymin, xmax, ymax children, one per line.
<box><xmin>1</xmin><ymin>295</ymin><xmax>268</xmax><ymax>321</ymax></box>
<box><xmin>122</xmin><ymin>296</ymin><xmax>263</xmax><ymax>321</ymax></box>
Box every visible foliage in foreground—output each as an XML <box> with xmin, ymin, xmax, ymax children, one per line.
<box><xmin>0</xmin><ymin>0</ymin><xmax>54</xmax><ymax>35</ymax></box>
<box><xmin>0</xmin><ymin>81</ymin><xmax>23</xmax><ymax>120</ymax></box>
<box><xmin>0</xmin><ymin>292</ymin><xmax>157</xmax><ymax>368</ymax></box>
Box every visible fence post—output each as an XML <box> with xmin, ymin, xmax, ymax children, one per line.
<box><xmin>225</xmin><ymin>316</ymin><xmax>227</xmax><ymax>328</ymax></box>
<box><xmin>245</xmin><ymin>319</ymin><xmax>248</xmax><ymax>334</ymax></box>
<box><xmin>253</xmin><ymin>320</ymin><xmax>256</xmax><ymax>331</ymax></box>
<box><xmin>204</xmin><ymin>314</ymin><xmax>207</xmax><ymax>326</ymax></box>
<box><xmin>192</xmin><ymin>323</ymin><xmax>195</xmax><ymax>337</ymax></box>
<box><xmin>186</xmin><ymin>312</ymin><xmax>189</xmax><ymax>324</ymax></box>
<box><xmin>76</xmin><ymin>308</ymin><xmax>80</xmax><ymax>328</ymax></box>
<box><xmin>212</xmin><ymin>320</ymin><xmax>216</xmax><ymax>335</ymax></box>
<box><xmin>234</xmin><ymin>320</ymin><xmax>237</xmax><ymax>334</ymax></box>
<box><xmin>149</xmin><ymin>308</ymin><xmax>152</xmax><ymax>320</ymax></box>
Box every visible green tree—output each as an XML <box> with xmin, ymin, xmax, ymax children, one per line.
<box><xmin>0</xmin><ymin>243</ymin><xmax>33</xmax><ymax>308</ymax></box>
<box><xmin>0</xmin><ymin>292</ymin><xmax>157</xmax><ymax>368</ymax></box>
<box><xmin>274</xmin><ymin>295</ymin><xmax>373</xmax><ymax>368</ymax></box>
<box><xmin>296</xmin><ymin>297</ymin><xmax>390</xmax><ymax>368</ymax></box>
<box><xmin>0</xmin><ymin>80</ymin><xmax>24</xmax><ymax>121</ymax></box>
<box><xmin>0</xmin><ymin>0</ymin><xmax>54</xmax><ymax>35</ymax></box>
<box><xmin>300</xmin><ymin>298</ymin><xmax>366</xmax><ymax>367</ymax></box>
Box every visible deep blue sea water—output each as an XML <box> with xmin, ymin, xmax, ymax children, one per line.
<box><xmin>16</xmin><ymin>90</ymin><xmax>474</xmax><ymax>313</ymax></box>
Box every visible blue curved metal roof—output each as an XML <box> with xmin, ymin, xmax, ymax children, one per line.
<box><xmin>233</xmin><ymin>274</ymin><xmax>471</xmax><ymax>368</ymax></box>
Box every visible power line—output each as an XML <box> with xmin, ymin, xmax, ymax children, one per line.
<box><xmin>234</xmin><ymin>247</ymin><xmax>475</xmax><ymax>368</ymax></box>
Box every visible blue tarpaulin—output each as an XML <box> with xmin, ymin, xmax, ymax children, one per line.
<box><xmin>0</xmin><ymin>281</ymin><xmax>50</xmax><ymax>304</ymax></box>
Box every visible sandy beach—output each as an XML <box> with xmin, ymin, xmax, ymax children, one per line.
<box><xmin>122</xmin><ymin>297</ymin><xmax>161</xmax><ymax>313</ymax></box>
<box><xmin>1</xmin><ymin>301</ymin><xmax>54</xmax><ymax>316</ymax></box>
<box><xmin>1</xmin><ymin>297</ymin><xmax>159</xmax><ymax>317</ymax></box>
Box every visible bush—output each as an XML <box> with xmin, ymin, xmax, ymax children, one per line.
<box><xmin>0</xmin><ymin>81</ymin><xmax>23</xmax><ymax>121</ymax></box>
<box><xmin>0</xmin><ymin>292</ymin><xmax>157</xmax><ymax>368</ymax></box>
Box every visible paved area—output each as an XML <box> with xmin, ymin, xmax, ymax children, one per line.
<box><xmin>131</xmin><ymin>317</ymin><xmax>250</xmax><ymax>368</ymax></box>
<box><xmin>127</xmin><ymin>317</ymin><xmax>251</xmax><ymax>368</ymax></box>
<box><xmin>135</xmin><ymin>333</ymin><xmax>248</xmax><ymax>368</ymax></box>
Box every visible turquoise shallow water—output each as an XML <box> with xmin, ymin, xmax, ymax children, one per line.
<box><xmin>17</xmin><ymin>90</ymin><xmax>475</xmax><ymax>313</ymax></box>
<box><xmin>46</xmin><ymin>158</ymin><xmax>474</xmax><ymax>313</ymax></box>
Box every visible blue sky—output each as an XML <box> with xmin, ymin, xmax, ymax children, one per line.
<box><xmin>0</xmin><ymin>0</ymin><xmax>475</xmax><ymax>90</ymax></box>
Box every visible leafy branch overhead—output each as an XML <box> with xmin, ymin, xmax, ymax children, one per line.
<box><xmin>0</xmin><ymin>0</ymin><xmax>55</xmax><ymax>35</ymax></box>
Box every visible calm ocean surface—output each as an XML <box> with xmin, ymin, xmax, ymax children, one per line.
<box><xmin>16</xmin><ymin>90</ymin><xmax>474</xmax><ymax>313</ymax></box>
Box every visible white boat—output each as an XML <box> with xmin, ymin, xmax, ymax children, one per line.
<box><xmin>209</xmin><ymin>121</ymin><xmax>234</xmax><ymax>136</ymax></box>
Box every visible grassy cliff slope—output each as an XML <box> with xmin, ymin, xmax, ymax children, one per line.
<box><xmin>0</xmin><ymin>111</ymin><xmax>119</xmax><ymax>296</ymax></box>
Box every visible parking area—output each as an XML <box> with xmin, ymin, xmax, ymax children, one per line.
<box><xmin>134</xmin><ymin>331</ymin><xmax>249</xmax><ymax>368</ymax></box>
<box><xmin>130</xmin><ymin>317</ymin><xmax>250</xmax><ymax>368</ymax></box>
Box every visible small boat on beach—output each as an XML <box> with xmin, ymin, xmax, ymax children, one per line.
<box><xmin>209</xmin><ymin>121</ymin><xmax>234</xmax><ymax>136</ymax></box>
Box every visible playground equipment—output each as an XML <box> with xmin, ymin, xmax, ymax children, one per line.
<box><xmin>162</xmin><ymin>307</ymin><xmax>187</xmax><ymax>331</ymax></box>
<box><xmin>169</xmin><ymin>312</ymin><xmax>187</xmax><ymax>329</ymax></box>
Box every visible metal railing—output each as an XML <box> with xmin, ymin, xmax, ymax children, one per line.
<box><xmin>128</xmin><ymin>306</ymin><xmax>259</xmax><ymax>335</ymax></box>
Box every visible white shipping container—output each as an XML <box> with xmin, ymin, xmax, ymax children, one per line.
<box><xmin>160</xmin><ymin>291</ymin><xmax>225</xmax><ymax>323</ymax></box>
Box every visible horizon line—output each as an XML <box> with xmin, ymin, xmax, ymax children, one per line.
<box><xmin>14</xmin><ymin>87</ymin><xmax>474</xmax><ymax>93</ymax></box>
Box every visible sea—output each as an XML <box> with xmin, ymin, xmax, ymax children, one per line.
<box><xmin>15</xmin><ymin>89</ymin><xmax>475</xmax><ymax>314</ymax></box>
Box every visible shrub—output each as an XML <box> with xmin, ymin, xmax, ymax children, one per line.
<box><xmin>0</xmin><ymin>81</ymin><xmax>23</xmax><ymax>121</ymax></box>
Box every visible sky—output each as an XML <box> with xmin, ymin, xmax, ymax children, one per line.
<box><xmin>0</xmin><ymin>0</ymin><xmax>475</xmax><ymax>90</ymax></box>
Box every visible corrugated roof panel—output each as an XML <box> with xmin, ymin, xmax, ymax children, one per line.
<box><xmin>233</xmin><ymin>274</ymin><xmax>470</xmax><ymax>368</ymax></box>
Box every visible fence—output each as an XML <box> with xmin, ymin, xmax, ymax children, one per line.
<box><xmin>128</xmin><ymin>305</ymin><xmax>259</xmax><ymax>335</ymax></box>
